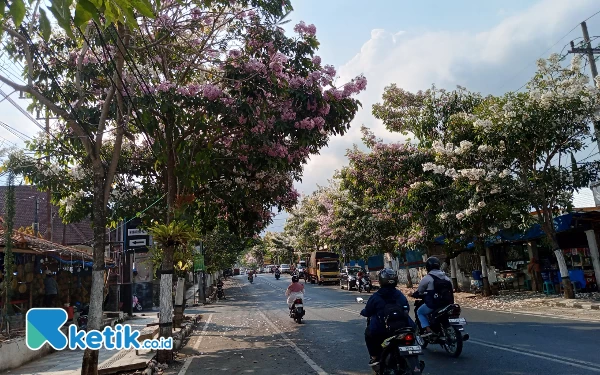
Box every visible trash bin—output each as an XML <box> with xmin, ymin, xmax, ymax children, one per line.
<box><xmin>472</xmin><ymin>270</ymin><xmax>483</xmax><ymax>281</ymax></box>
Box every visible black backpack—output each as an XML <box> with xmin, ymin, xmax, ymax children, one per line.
<box><xmin>380</xmin><ymin>295</ymin><xmax>410</xmax><ymax>333</ymax></box>
<box><xmin>430</xmin><ymin>274</ymin><xmax>454</xmax><ymax>308</ymax></box>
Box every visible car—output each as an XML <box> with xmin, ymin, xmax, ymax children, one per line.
<box><xmin>279</xmin><ymin>264</ymin><xmax>291</xmax><ymax>273</ymax></box>
<box><xmin>339</xmin><ymin>266</ymin><xmax>364</xmax><ymax>290</ymax></box>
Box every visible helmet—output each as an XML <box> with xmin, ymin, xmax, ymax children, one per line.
<box><xmin>425</xmin><ymin>257</ymin><xmax>441</xmax><ymax>272</ymax></box>
<box><xmin>378</xmin><ymin>268</ymin><xmax>398</xmax><ymax>288</ymax></box>
<box><xmin>292</xmin><ymin>275</ymin><xmax>299</xmax><ymax>283</ymax></box>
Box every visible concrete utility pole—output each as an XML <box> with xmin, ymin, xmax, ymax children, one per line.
<box><xmin>33</xmin><ymin>195</ymin><xmax>39</xmax><ymax>236</ymax></box>
<box><xmin>569</xmin><ymin>21</ymin><xmax>600</xmax><ymax>205</ymax></box>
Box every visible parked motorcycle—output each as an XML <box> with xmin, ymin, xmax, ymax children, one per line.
<box><xmin>357</xmin><ymin>297</ymin><xmax>424</xmax><ymax>375</ymax></box>
<box><xmin>357</xmin><ymin>275</ymin><xmax>372</xmax><ymax>293</ymax></box>
<box><xmin>275</xmin><ymin>270</ymin><xmax>281</xmax><ymax>280</ymax></box>
<box><xmin>77</xmin><ymin>303</ymin><xmax>89</xmax><ymax>329</ymax></box>
<box><xmin>217</xmin><ymin>280</ymin><xmax>225</xmax><ymax>300</ymax></box>
<box><xmin>132</xmin><ymin>294</ymin><xmax>143</xmax><ymax>311</ymax></box>
<box><xmin>412</xmin><ymin>297</ymin><xmax>469</xmax><ymax>358</ymax></box>
<box><xmin>289</xmin><ymin>297</ymin><xmax>305</xmax><ymax>324</ymax></box>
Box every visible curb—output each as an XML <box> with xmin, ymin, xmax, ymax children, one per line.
<box><xmin>142</xmin><ymin>314</ymin><xmax>202</xmax><ymax>375</ymax></box>
<box><xmin>541</xmin><ymin>300</ymin><xmax>600</xmax><ymax>310</ymax></box>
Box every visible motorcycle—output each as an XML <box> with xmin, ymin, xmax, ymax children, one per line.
<box><xmin>357</xmin><ymin>275</ymin><xmax>372</xmax><ymax>293</ymax></box>
<box><xmin>77</xmin><ymin>303</ymin><xmax>89</xmax><ymax>329</ymax></box>
<box><xmin>289</xmin><ymin>297</ymin><xmax>305</xmax><ymax>324</ymax></box>
<box><xmin>357</xmin><ymin>297</ymin><xmax>424</xmax><ymax>375</ymax></box>
<box><xmin>132</xmin><ymin>294</ymin><xmax>143</xmax><ymax>311</ymax></box>
<box><xmin>412</xmin><ymin>296</ymin><xmax>469</xmax><ymax>358</ymax></box>
<box><xmin>248</xmin><ymin>274</ymin><xmax>254</xmax><ymax>283</ymax></box>
<box><xmin>275</xmin><ymin>271</ymin><xmax>281</xmax><ymax>280</ymax></box>
<box><xmin>217</xmin><ymin>281</ymin><xmax>225</xmax><ymax>300</ymax></box>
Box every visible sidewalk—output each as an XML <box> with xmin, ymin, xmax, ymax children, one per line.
<box><xmin>4</xmin><ymin>315</ymin><xmax>159</xmax><ymax>375</ymax></box>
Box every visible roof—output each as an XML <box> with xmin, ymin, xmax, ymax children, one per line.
<box><xmin>0</xmin><ymin>227</ymin><xmax>94</xmax><ymax>262</ymax></box>
<box><xmin>0</xmin><ymin>185</ymin><xmax>95</xmax><ymax>246</ymax></box>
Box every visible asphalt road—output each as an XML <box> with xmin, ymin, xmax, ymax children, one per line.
<box><xmin>173</xmin><ymin>274</ymin><xmax>600</xmax><ymax>375</ymax></box>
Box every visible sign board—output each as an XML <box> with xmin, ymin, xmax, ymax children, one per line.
<box><xmin>128</xmin><ymin>229</ymin><xmax>148</xmax><ymax>236</ymax></box>
<box><xmin>125</xmin><ymin>218</ymin><xmax>151</xmax><ymax>252</ymax></box>
<box><xmin>129</xmin><ymin>238</ymin><xmax>147</xmax><ymax>247</ymax></box>
<box><xmin>193</xmin><ymin>253</ymin><xmax>205</xmax><ymax>272</ymax></box>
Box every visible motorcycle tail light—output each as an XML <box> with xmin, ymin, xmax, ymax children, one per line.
<box><xmin>402</xmin><ymin>333</ymin><xmax>415</xmax><ymax>345</ymax></box>
<box><xmin>449</xmin><ymin>305</ymin><xmax>461</xmax><ymax>318</ymax></box>
<box><xmin>294</xmin><ymin>299</ymin><xmax>303</xmax><ymax>304</ymax></box>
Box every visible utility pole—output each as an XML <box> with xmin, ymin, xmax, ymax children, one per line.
<box><xmin>569</xmin><ymin>21</ymin><xmax>600</xmax><ymax>205</ymax></box>
<box><xmin>45</xmin><ymin>108</ymin><xmax>52</xmax><ymax>241</ymax></box>
<box><xmin>33</xmin><ymin>195</ymin><xmax>39</xmax><ymax>236</ymax></box>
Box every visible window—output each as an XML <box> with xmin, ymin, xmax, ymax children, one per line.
<box><xmin>319</xmin><ymin>263</ymin><xmax>338</xmax><ymax>271</ymax></box>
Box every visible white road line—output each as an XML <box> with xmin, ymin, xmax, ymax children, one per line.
<box><xmin>465</xmin><ymin>306</ymin><xmax>600</xmax><ymax>322</ymax></box>
<box><xmin>469</xmin><ymin>338</ymin><xmax>600</xmax><ymax>372</ymax></box>
<box><xmin>257</xmin><ymin>309</ymin><xmax>328</xmax><ymax>375</ymax></box>
<box><xmin>177</xmin><ymin>313</ymin><xmax>213</xmax><ymax>375</ymax></box>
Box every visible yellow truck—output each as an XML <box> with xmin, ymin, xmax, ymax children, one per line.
<box><xmin>307</xmin><ymin>251</ymin><xmax>340</xmax><ymax>285</ymax></box>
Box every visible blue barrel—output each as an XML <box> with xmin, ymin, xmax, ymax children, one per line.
<box><xmin>472</xmin><ymin>270</ymin><xmax>483</xmax><ymax>280</ymax></box>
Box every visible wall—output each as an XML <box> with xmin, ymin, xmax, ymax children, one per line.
<box><xmin>0</xmin><ymin>327</ymin><xmax>68</xmax><ymax>372</ymax></box>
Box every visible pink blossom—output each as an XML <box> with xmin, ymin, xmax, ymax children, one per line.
<box><xmin>202</xmin><ymin>84</ymin><xmax>222</xmax><ymax>100</ymax></box>
<box><xmin>294</xmin><ymin>21</ymin><xmax>316</xmax><ymax>36</ymax></box>
<box><xmin>239</xmin><ymin>116</ymin><xmax>247</xmax><ymax>124</ymax></box>
<box><xmin>288</xmin><ymin>76</ymin><xmax>306</xmax><ymax>88</ymax></box>
<box><xmin>312</xmin><ymin>56</ymin><xmax>322</xmax><ymax>65</ymax></box>
<box><xmin>228</xmin><ymin>49</ymin><xmax>242</xmax><ymax>58</ymax></box>
<box><xmin>313</xmin><ymin>117</ymin><xmax>326</xmax><ymax>129</ymax></box>
<box><xmin>322</xmin><ymin>65</ymin><xmax>336</xmax><ymax>78</ymax></box>
<box><xmin>295</xmin><ymin>117</ymin><xmax>315</xmax><ymax>130</ymax></box>
<box><xmin>318</xmin><ymin>103</ymin><xmax>330</xmax><ymax>116</ymax></box>
<box><xmin>245</xmin><ymin>59</ymin><xmax>265</xmax><ymax>72</ymax></box>
<box><xmin>156</xmin><ymin>80</ymin><xmax>174</xmax><ymax>92</ymax></box>
<box><xmin>355</xmin><ymin>75</ymin><xmax>368</xmax><ymax>91</ymax></box>
<box><xmin>191</xmin><ymin>8</ymin><xmax>202</xmax><ymax>19</ymax></box>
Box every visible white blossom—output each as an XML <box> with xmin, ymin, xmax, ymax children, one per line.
<box><xmin>456</xmin><ymin>212</ymin><xmax>465</xmax><ymax>220</ymax></box>
<box><xmin>478</xmin><ymin>201</ymin><xmax>486</xmax><ymax>208</ymax></box>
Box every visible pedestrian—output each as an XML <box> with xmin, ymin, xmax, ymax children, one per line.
<box><xmin>527</xmin><ymin>258</ymin><xmax>542</xmax><ymax>292</ymax></box>
<box><xmin>43</xmin><ymin>270</ymin><xmax>58</xmax><ymax>307</ymax></box>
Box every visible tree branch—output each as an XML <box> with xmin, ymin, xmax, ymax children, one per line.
<box><xmin>95</xmin><ymin>86</ymin><xmax>116</xmax><ymax>155</ymax></box>
<box><xmin>2</xmin><ymin>26</ymin><xmax>33</xmax><ymax>86</ymax></box>
<box><xmin>76</xmin><ymin>24</ymin><xmax>93</xmax><ymax>100</ymax></box>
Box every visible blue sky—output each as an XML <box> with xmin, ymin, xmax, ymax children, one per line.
<box><xmin>1</xmin><ymin>0</ymin><xmax>600</xmax><ymax>232</ymax></box>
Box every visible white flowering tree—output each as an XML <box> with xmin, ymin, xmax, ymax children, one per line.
<box><xmin>472</xmin><ymin>54</ymin><xmax>600</xmax><ymax>299</ymax></box>
<box><xmin>422</xmin><ymin>116</ymin><xmax>531</xmax><ymax>295</ymax></box>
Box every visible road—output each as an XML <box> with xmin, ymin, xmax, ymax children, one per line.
<box><xmin>172</xmin><ymin>274</ymin><xmax>600</xmax><ymax>375</ymax></box>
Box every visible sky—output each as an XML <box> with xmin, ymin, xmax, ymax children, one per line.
<box><xmin>1</xmin><ymin>0</ymin><xmax>600</xmax><ymax>232</ymax></box>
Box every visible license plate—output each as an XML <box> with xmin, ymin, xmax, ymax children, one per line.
<box><xmin>449</xmin><ymin>318</ymin><xmax>466</xmax><ymax>325</ymax></box>
<box><xmin>398</xmin><ymin>345</ymin><xmax>422</xmax><ymax>355</ymax></box>
<box><xmin>295</xmin><ymin>304</ymin><xmax>303</xmax><ymax>308</ymax></box>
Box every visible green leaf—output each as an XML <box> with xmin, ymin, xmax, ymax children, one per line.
<box><xmin>39</xmin><ymin>9</ymin><xmax>51</xmax><ymax>41</ymax></box>
<box><xmin>74</xmin><ymin>3</ymin><xmax>93</xmax><ymax>26</ymax></box>
<box><xmin>48</xmin><ymin>0</ymin><xmax>75</xmax><ymax>38</ymax></box>
<box><xmin>131</xmin><ymin>0</ymin><xmax>154</xmax><ymax>18</ymax></box>
<box><xmin>9</xmin><ymin>0</ymin><xmax>26</xmax><ymax>28</ymax></box>
<box><xmin>0</xmin><ymin>1</ymin><xmax>6</xmax><ymax>19</ymax></box>
<box><xmin>88</xmin><ymin>0</ymin><xmax>102</xmax><ymax>8</ymax></box>
<box><xmin>76</xmin><ymin>0</ymin><xmax>100</xmax><ymax>25</ymax></box>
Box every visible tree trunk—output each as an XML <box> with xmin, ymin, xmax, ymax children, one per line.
<box><xmin>450</xmin><ymin>257</ymin><xmax>459</xmax><ymax>291</ymax></box>
<box><xmin>554</xmin><ymin>249</ymin><xmax>575</xmax><ymax>299</ymax></box>
<box><xmin>480</xmin><ymin>255</ymin><xmax>491</xmax><ymax>297</ymax></box>
<box><xmin>157</xmin><ymin>245</ymin><xmax>175</xmax><ymax>363</ymax></box>
<box><xmin>405</xmin><ymin>260</ymin><xmax>413</xmax><ymax>288</ymax></box>
<box><xmin>81</xmin><ymin>169</ymin><xmax>107</xmax><ymax>375</ymax></box>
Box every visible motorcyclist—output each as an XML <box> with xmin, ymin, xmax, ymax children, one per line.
<box><xmin>412</xmin><ymin>256</ymin><xmax>452</xmax><ymax>337</ymax></box>
<box><xmin>285</xmin><ymin>275</ymin><xmax>305</xmax><ymax>308</ymax></box>
<box><xmin>357</xmin><ymin>269</ymin><xmax>365</xmax><ymax>289</ymax></box>
<box><xmin>360</xmin><ymin>268</ymin><xmax>415</xmax><ymax>367</ymax></box>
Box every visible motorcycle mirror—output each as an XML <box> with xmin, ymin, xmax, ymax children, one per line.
<box><xmin>356</xmin><ymin>297</ymin><xmax>364</xmax><ymax>303</ymax></box>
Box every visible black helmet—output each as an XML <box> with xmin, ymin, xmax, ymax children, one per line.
<box><xmin>378</xmin><ymin>268</ymin><xmax>398</xmax><ymax>288</ymax></box>
<box><xmin>425</xmin><ymin>257</ymin><xmax>441</xmax><ymax>272</ymax></box>
<box><xmin>292</xmin><ymin>275</ymin><xmax>299</xmax><ymax>282</ymax></box>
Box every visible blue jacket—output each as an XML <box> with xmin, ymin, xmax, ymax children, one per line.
<box><xmin>360</xmin><ymin>287</ymin><xmax>415</xmax><ymax>335</ymax></box>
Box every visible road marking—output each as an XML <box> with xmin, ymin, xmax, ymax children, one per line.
<box><xmin>177</xmin><ymin>314</ymin><xmax>213</xmax><ymax>375</ymax></box>
<box><xmin>465</xmin><ymin>306</ymin><xmax>600</xmax><ymax>322</ymax></box>
<box><xmin>470</xmin><ymin>338</ymin><xmax>600</xmax><ymax>372</ymax></box>
<box><xmin>257</xmin><ymin>309</ymin><xmax>328</xmax><ymax>375</ymax></box>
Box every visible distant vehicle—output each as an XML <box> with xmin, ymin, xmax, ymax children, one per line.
<box><xmin>224</xmin><ymin>268</ymin><xmax>233</xmax><ymax>277</ymax></box>
<box><xmin>234</xmin><ymin>268</ymin><xmax>240</xmax><ymax>276</ymax></box>
<box><xmin>339</xmin><ymin>266</ymin><xmax>364</xmax><ymax>290</ymax></box>
<box><xmin>307</xmin><ymin>251</ymin><xmax>339</xmax><ymax>285</ymax></box>
<box><xmin>279</xmin><ymin>264</ymin><xmax>291</xmax><ymax>273</ymax></box>
<box><xmin>263</xmin><ymin>265</ymin><xmax>274</xmax><ymax>273</ymax></box>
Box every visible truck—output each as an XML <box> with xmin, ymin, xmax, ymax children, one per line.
<box><xmin>307</xmin><ymin>251</ymin><xmax>340</xmax><ymax>285</ymax></box>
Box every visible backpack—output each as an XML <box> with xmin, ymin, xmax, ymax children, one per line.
<box><xmin>429</xmin><ymin>274</ymin><xmax>454</xmax><ymax>308</ymax></box>
<box><xmin>380</xmin><ymin>294</ymin><xmax>410</xmax><ymax>333</ymax></box>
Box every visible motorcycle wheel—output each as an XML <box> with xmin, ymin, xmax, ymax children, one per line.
<box><xmin>379</xmin><ymin>346</ymin><xmax>415</xmax><ymax>375</ymax></box>
<box><xmin>295</xmin><ymin>316</ymin><xmax>302</xmax><ymax>324</ymax></box>
<box><xmin>442</xmin><ymin>325</ymin><xmax>463</xmax><ymax>358</ymax></box>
